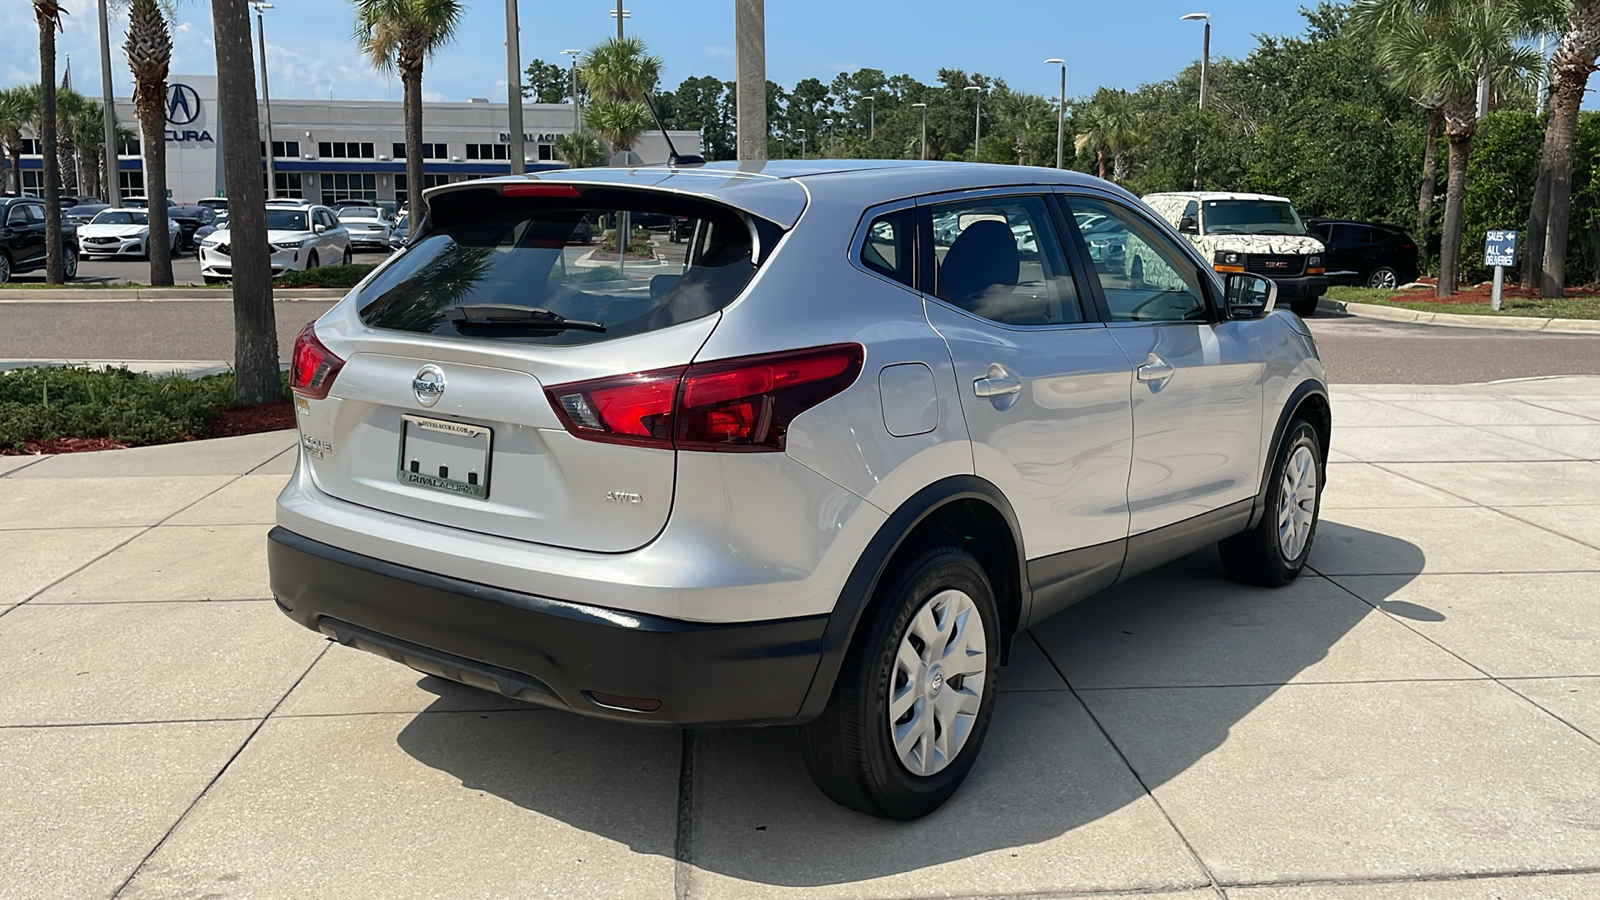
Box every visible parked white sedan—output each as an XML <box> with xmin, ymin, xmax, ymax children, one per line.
<box><xmin>333</xmin><ymin>204</ymin><xmax>394</xmax><ymax>251</ymax></box>
<box><xmin>198</xmin><ymin>202</ymin><xmax>352</xmax><ymax>283</ymax></box>
<box><xmin>76</xmin><ymin>209</ymin><xmax>182</xmax><ymax>259</ymax></box>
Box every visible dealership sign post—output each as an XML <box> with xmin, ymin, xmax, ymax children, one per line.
<box><xmin>1484</xmin><ymin>230</ymin><xmax>1517</xmax><ymax>311</ymax></box>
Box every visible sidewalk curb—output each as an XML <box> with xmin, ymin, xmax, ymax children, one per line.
<box><xmin>1317</xmin><ymin>298</ymin><xmax>1600</xmax><ymax>334</ymax></box>
<box><xmin>0</xmin><ymin>288</ymin><xmax>347</xmax><ymax>302</ymax></box>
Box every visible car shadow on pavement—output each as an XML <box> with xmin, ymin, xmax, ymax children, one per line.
<box><xmin>392</xmin><ymin>520</ymin><xmax>1428</xmax><ymax>888</ymax></box>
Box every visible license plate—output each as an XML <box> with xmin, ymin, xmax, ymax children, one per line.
<box><xmin>397</xmin><ymin>415</ymin><xmax>492</xmax><ymax>499</ymax></box>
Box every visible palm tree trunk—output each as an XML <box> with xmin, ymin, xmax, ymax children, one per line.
<box><xmin>1437</xmin><ymin>130</ymin><xmax>1472</xmax><ymax>299</ymax></box>
<box><xmin>211</xmin><ymin>0</ymin><xmax>279</xmax><ymax>405</ymax></box>
<box><xmin>1538</xmin><ymin>3</ymin><xmax>1600</xmax><ymax>299</ymax></box>
<box><xmin>1096</xmin><ymin>149</ymin><xmax>1106</xmax><ymax>180</ymax></box>
<box><xmin>1523</xmin><ymin>106</ymin><xmax>1555</xmax><ymax>290</ymax></box>
<box><xmin>135</xmin><ymin>90</ymin><xmax>173</xmax><ymax>284</ymax></box>
<box><xmin>1417</xmin><ymin>105</ymin><xmax>1441</xmax><ymax>273</ymax></box>
<box><xmin>36</xmin><ymin>6</ymin><xmax>63</xmax><ymax>284</ymax></box>
<box><xmin>402</xmin><ymin>59</ymin><xmax>423</xmax><ymax>235</ymax></box>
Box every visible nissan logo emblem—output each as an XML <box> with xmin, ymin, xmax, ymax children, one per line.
<box><xmin>413</xmin><ymin>365</ymin><xmax>446</xmax><ymax>406</ymax></box>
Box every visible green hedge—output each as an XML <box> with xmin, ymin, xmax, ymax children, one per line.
<box><xmin>274</xmin><ymin>264</ymin><xmax>378</xmax><ymax>289</ymax></box>
<box><xmin>0</xmin><ymin>366</ymin><xmax>283</xmax><ymax>449</ymax></box>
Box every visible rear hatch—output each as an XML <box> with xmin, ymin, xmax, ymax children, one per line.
<box><xmin>298</xmin><ymin>181</ymin><xmax>783</xmax><ymax>553</ymax></box>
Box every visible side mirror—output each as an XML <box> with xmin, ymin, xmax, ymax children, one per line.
<box><xmin>1177</xmin><ymin>215</ymin><xmax>1198</xmax><ymax>235</ymax></box>
<box><xmin>1224</xmin><ymin>272</ymin><xmax>1277</xmax><ymax>319</ymax></box>
<box><xmin>313</xmin><ymin>223</ymin><xmax>326</xmax><ymax>234</ymax></box>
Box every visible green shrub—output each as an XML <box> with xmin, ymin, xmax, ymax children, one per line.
<box><xmin>0</xmin><ymin>366</ymin><xmax>244</xmax><ymax>449</ymax></box>
<box><xmin>274</xmin><ymin>264</ymin><xmax>378</xmax><ymax>289</ymax></box>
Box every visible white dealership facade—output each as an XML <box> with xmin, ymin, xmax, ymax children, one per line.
<box><xmin>13</xmin><ymin>75</ymin><xmax>700</xmax><ymax>207</ymax></box>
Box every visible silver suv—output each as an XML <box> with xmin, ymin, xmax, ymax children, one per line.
<box><xmin>270</xmin><ymin>161</ymin><xmax>1329</xmax><ymax>820</ymax></box>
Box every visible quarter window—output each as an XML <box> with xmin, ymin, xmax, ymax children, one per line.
<box><xmin>926</xmin><ymin>195</ymin><xmax>1083</xmax><ymax>326</ymax></box>
<box><xmin>1067</xmin><ymin>195</ymin><xmax>1210</xmax><ymax>323</ymax></box>
<box><xmin>858</xmin><ymin>209</ymin><xmax>914</xmax><ymax>289</ymax></box>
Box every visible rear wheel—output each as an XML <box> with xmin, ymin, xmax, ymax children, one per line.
<box><xmin>1365</xmin><ymin>266</ymin><xmax>1399</xmax><ymax>290</ymax></box>
<box><xmin>1219</xmin><ymin>417</ymin><xmax>1322</xmax><ymax>587</ymax></box>
<box><xmin>1289</xmin><ymin>298</ymin><xmax>1319</xmax><ymax>317</ymax></box>
<box><xmin>62</xmin><ymin>246</ymin><xmax>78</xmax><ymax>280</ymax></box>
<box><xmin>799</xmin><ymin>547</ymin><xmax>999</xmax><ymax>820</ymax></box>
<box><xmin>0</xmin><ymin>251</ymin><xmax>11</xmax><ymax>283</ymax></box>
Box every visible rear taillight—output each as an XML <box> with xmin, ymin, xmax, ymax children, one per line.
<box><xmin>290</xmin><ymin>323</ymin><xmax>344</xmax><ymax>399</ymax></box>
<box><xmin>502</xmin><ymin>183</ymin><xmax>581</xmax><ymax>198</ymax></box>
<box><xmin>546</xmin><ymin>344</ymin><xmax>864</xmax><ymax>452</ymax></box>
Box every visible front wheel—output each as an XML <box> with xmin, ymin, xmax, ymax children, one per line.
<box><xmin>306</xmin><ymin>250</ymin><xmax>319</xmax><ymax>270</ymax></box>
<box><xmin>1219</xmin><ymin>417</ymin><xmax>1323</xmax><ymax>587</ymax></box>
<box><xmin>799</xmin><ymin>547</ymin><xmax>1000</xmax><ymax>820</ymax></box>
<box><xmin>342</xmin><ymin>246</ymin><xmax>353</xmax><ymax>266</ymax></box>
<box><xmin>0</xmin><ymin>251</ymin><xmax>11</xmax><ymax>283</ymax></box>
<box><xmin>1289</xmin><ymin>297</ymin><xmax>1319</xmax><ymax>317</ymax></box>
<box><xmin>62</xmin><ymin>246</ymin><xmax>78</xmax><ymax>280</ymax></box>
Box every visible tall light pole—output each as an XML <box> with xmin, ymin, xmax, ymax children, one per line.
<box><xmin>1181</xmin><ymin>13</ymin><xmax>1210</xmax><ymax>111</ymax></box>
<box><xmin>1181</xmin><ymin>13</ymin><xmax>1209</xmax><ymax>189</ymax></box>
<box><xmin>1044</xmin><ymin>59</ymin><xmax>1065</xmax><ymax>168</ymax></box>
<box><xmin>251</xmin><ymin>2</ymin><xmax>277</xmax><ymax>199</ymax></box>
<box><xmin>505</xmin><ymin>0</ymin><xmax>525</xmax><ymax>174</ymax></box>
<box><xmin>965</xmin><ymin>84</ymin><xmax>982</xmax><ymax>159</ymax></box>
<box><xmin>612</xmin><ymin>2</ymin><xmax>629</xmax><ymax>40</ymax></box>
<box><xmin>862</xmin><ymin>95</ymin><xmax>875</xmax><ymax>142</ymax></box>
<box><xmin>97</xmin><ymin>0</ymin><xmax>118</xmax><ymax>202</ymax></box>
<box><xmin>912</xmin><ymin>101</ymin><xmax>928</xmax><ymax>160</ymax></box>
<box><xmin>562</xmin><ymin>49</ymin><xmax>582</xmax><ymax>134</ymax></box>
<box><xmin>796</xmin><ymin>128</ymin><xmax>806</xmax><ymax>159</ymax></box>
<box><xmin>735</xmin><ymin>0</ymin><xmax>767</xmax><ymax>160</ymax></box>
<box><xmin>823</xmin><ymin>117</ymin><xmax>834</xmax><ymax>153</ymax></box>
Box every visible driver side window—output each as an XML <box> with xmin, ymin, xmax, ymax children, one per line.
<box><xmin>1067</xmin><ymin>196</ymin><xmax>1210</xmax><ymax>323</ymax></box>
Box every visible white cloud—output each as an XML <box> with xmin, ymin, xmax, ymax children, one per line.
<box><xmin>704</xmin><ymin>45</ymin><xmax>733</xmax><ymax>59</ymax></box>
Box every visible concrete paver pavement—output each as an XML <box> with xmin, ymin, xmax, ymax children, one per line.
<box><xmin>2</xmin><ymin>376</ymin><xmax>1598</xmax><ymax>899</ymax></box>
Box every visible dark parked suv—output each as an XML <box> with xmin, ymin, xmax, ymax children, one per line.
<box><xmin>0</xmin><ymin>197</ymin><xmax>78</xmax><ymax>282</ymax></box>
<box><xmin>1305</xmin><ymin>219</ymin><xmax>1419</xmax><ymax>290</ymax></box>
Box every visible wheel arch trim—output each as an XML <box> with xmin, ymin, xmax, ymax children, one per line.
<box><xmin>1248</xmin><ymin>378</ymin><xmax>1331</xmax><ymax>530</ymax></box>
<box><xmin>794</xmin><ymin>474</ymin><xmax>1030</xmax><ymax>722</ymax></box>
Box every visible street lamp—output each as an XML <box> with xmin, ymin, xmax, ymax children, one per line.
<box><xmin>251</xmin><ymin>2</ymin><xmax>277</xmax><ymax>198</ymax></box>
<box><xmin>965</xmin><ymin>85</ymin><xmax>982</xmax><ymax>158</ymax></box>
<box><xmin>611</xmin><ymin>2</ymin><xmax>630</xmax><ymax>40</ymax></box>
<box><xmin>1044</xmin><ymin>59</ymin><xmax>1066</xmax><ymax>169</ymax></box>
<box><xmin>912</xmin><ymin>101</ymin><xmax>927</xmax><ymax>160</ymax></box>
<box><xmin>1181</xmin><ymin>13</ymin><xmax>1210</xmax><ymax>111</ymax></box>
<box><xmin>562</xmin><ymin>49</ymin><xmax>582</xmax><ymax>135</ymax></box>
<box><xmin>96</xmin><ymin>0</ymin><xmax>118</xmax><ymax>203</ymax></box>
<box><xmin>796</xmin><ymin>128</ymin><xmax>806</xmax><ymax>159</ymax></box>
<box><xmin>862</xmin><ymin>95</ymin><xmax>876</xmax><ymax>141</ymax></box>
<box><xmin>504</xmin><ymin>0</ymin><xmax>524</xmax><ymax>174</ymax></box>
<box><xmin>823</xmin><ymin>117</ymin><xmax>833</xmax><ymax>152</ymax></box>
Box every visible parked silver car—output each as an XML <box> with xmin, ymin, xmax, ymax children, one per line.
<box><xmin>269</xmin><ymin>161</ymin><xmax>1330</xmax><ymax>820</ymax></box>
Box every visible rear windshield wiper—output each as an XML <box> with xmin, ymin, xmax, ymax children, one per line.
<box><xmin>444</xmin><ymin>305</ymin><xmax>605</xmax><ymax>333</ymax></box>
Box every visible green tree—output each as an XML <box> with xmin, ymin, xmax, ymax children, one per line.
<box><xmin>662</xmin><ymin>76</ymin><xmax>735</xmax><ymax>160</ymax></box>
<box><xmin>523</xmin><ymin>57</ymin><xmax>571</xmax><ymax>104</ymax></box>
<box><xmin>121</xmin><ymin>0</ymin><xmax>177</xmax><ymax>285</ymax></box>
<box><xmin>1074</xmin><ymin>87</ymin><xmax>1139</xmax><ymax>180</ymax></box>
<box><xmin>0</xmin><ymin>86</ymin><xmax>40</xmax><ymax>196</ymax></box>
<box><xmin>353</xmin><ymin>0</ymin><xmax>465</xmax><ymax>234</ymax></box>
<box><xmin>1527</xmin><ymin>0</ymin><xmax>1600</xmax><ymax>296</ymax></box>
<box><xmin>553</xmin><ymin>130</ymin><xmax>605</xmax><ymax>168</ymax></box>
<box><xmin>579</xmin><ymin>37</ymin><xmax>661</xmax><ymax>156</ymax></box>
<box><xmin>1352</xmin><ymin>0</ymin><xmax>1556</xmax><ymax>297</ymax></box>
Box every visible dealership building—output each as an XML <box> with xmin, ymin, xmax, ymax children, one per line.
<box><xmin>10</xmin><ymin>75</ymin><xmax>701</xmax><ymax>207</ymax></box>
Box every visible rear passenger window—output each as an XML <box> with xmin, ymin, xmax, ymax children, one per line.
<box><xmin>859</xmin><ymin>209</ymin><xmax>914</xmax><ymax>288</ymax></box>
<box><xmin>925</xmin><ymin>195</ymin><xmax>1083</xmax><ymax>327</ymax></box>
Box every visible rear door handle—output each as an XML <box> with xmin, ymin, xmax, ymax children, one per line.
<box><xmin>1137</xmin><ymin>354</ymin><xmax>1174</xmax><ymax>384</ymax></box>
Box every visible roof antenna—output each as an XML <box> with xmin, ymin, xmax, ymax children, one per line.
<box><xmin>639</xmin><ymin>90</ymin><xmax>705</xmax><ymax>167</ymax></box>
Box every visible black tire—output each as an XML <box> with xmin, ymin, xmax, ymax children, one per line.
<box><xmin>0</xmin><ymin>250</ymin><xmax>11</xmax><ymax>283</ymax></box>
<box><xmin>62</xmin><ymin>246</ymin><xmax>77</xmax><ymax>280</ymax></box>
<box><xmin>1289</xmin><ymin>297</ymin><xmax>1319</xmax><ymax>317</ymax></box>
<box><xmin>799</xmin><ymin>547</ymin><xmax>1001</xmax><ymax>820</ymax></box>
<box><xmin>1365</xmin><ymin>266</ymin><xmax>1400</xmax><ymax>289</ymax></box>
<box><xmin>306</xmin><ymin>250</ymin><xmax>319</xmax><ymax>270</ymax></box>
<box><xmin>342</xmin><ymin>246</ymin><xmax>353</xmax><ymax>266</ymax></box>
<box><xmin>1219</xmin><ymin>417</ymin><xmax>1323</xmax><ymax>587</ymax></box>
<box><xmin>203</xmin><ymin>276</ymin><xmax>224</xmax><ymax>285</ymax></box>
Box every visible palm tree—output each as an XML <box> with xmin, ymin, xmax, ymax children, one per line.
<box><xmin>354</xmin><ymin>0</ymin><xmax>465</xmax><ymax>235</ymax></box>
<box><xmin>123</xmin><ymin>0</ymin><xmax>176</xmax><ymax>285</ymax></box>
<box><xmin>579</xmin><ymin>37</ymin><xmax>662</xmax><ymax>158</ymax></box>
<box><xmin>553</xmin><ymin>130</ymin><xmax>606</xmax><ymax>168</ymax></box>
<box><xmin>1526</xmin><ymin>0</ymin><xmax>1600</xmax><ymax>297</ymax></box>
<box><xmin>212</xmin><ymin>0</ymin><xmax>280</xmax><ymax>404</ymax></box>
<box><xmin>1352</xmin><ymin>0</ymin><xmax>1553</xmax><ymax>298</ymax></box>
<box><xmin>1074</xmin><ymin>88</ymin><xmax>1139</xmax><ymax>181</ymax></box>
<box><xmin>33</xmin><ymin>0</ymin><xmax>67</xmax><ymax>283</ymax></box>
<box><xmin>0</xmin><ymin>86</ymin><xmax>40</xmax><ymax>196</ymax></box>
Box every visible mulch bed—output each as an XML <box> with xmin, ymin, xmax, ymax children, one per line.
<box><xmin>1381</xmin><ymin>278</ymin><xmax>1600</xmax><ymax>305</ymax></box>
<box><xmin>2</xmin><ymin>401</ymin><xmax>296</xmax><ymax>456</ymax></box>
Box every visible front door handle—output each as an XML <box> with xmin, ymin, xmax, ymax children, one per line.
<box><xmin>973</xmin><ymin>366</ymin><xmax>1023</xmax><ymax>398</ymax></box>
<box><xmin>1137</xmin><ymin>354</ymin><xmax>1175</xmax><ymax>384</ymax></box>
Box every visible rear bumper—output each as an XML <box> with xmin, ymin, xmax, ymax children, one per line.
<box><xmin>267</xmin><ymin>526</ymin><xmax>829</xmax><ymax>727</ymax></box>
<box><xmin>1268</xmin><ymin>274</ymin><xmax>1328</xmax><ymax>299</ymax></box>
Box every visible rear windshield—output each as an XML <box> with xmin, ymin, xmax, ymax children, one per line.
<box><xmin>340</xmin><ymin>206</ymin><xmax>381</xmax><ymax>219</ymax></box>
<box><xmin>358</xmin><ymin>186</ymin><xmax>767</xmax><ymax>346</ymax></box>
<box><xmin>1202</xmin><ymin>200</ymin><xmax>1306</xmax><ymax>236</ymax></box>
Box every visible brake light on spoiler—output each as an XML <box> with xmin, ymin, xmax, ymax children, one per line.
<box><xmin>546</xmin><ymin>344</ymin><xmax>865</xmax><ymax>452</ymax></box>
<box><xmin>501</xmin><ymin>183</ymin><xmax>582</xmax><ymax>198</ymax></box>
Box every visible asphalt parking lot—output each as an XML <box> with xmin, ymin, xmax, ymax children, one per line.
<box><xmin>2</xmin><ymin>377</ymin><xmax>1598</xmax><ymax>899</ymax></box>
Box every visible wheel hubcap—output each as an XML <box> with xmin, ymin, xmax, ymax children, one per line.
<box><xmin>1371</xmin><ymin>269</ymin><xmax>1397</xmax><ymax>289</ymax></box>
<box><xmin>888</xmin><ymin>589</ymin><xmax>987</xmax><ymax>777</ymax></box>
<box><xmin>1278</xmin><ymin>444</ymin><xmax>1319</xmax><ymax>561</ymax></box>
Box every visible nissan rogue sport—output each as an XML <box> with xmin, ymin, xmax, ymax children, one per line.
<box><xmin>269</xmin><ymin>161</ymin><xmax>1330</xmax><ymax>820</ymax></box>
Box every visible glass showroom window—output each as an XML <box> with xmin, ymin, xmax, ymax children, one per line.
<box><xmin>320</xmin><ymin>173</ymin><xmax>377</xmax><ymax>203</ymax></box>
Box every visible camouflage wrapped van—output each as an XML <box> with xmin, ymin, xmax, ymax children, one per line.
<box><xmin>1143</xmin><ymin>192</ymin><xmax>1328</xmax><ymax>317</ymax></box>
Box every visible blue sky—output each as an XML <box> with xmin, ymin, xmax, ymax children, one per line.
<box><xmin>3</xmin><ymin>0</ymin><xmax>1323</xmax><ymax>104</ymax></box>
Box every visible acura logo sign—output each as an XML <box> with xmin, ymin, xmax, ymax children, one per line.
<box><xmin>166</xmin><ymin>83</ymin><xmax>201</xmax><ymax>126</ymax></box>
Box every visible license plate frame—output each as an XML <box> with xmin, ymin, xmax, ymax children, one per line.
<box><xmin>396</xmin><ymin>415</ymin><xmax>493</xmax><ymax>500</ymax></box>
